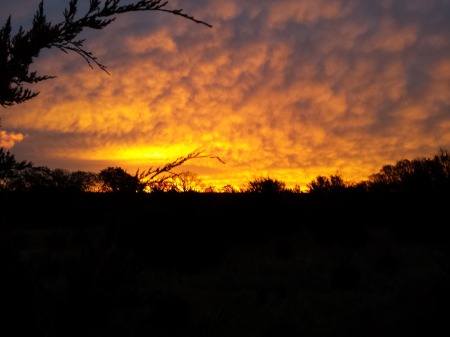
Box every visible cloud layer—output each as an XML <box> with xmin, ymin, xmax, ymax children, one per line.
<box><xmin>2</xmin><ymin>0</ymin><xmax>450</xmax><ymax>190</ymax></box>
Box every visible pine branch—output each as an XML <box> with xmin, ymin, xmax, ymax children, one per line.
<box><xmin>0</xmin><ymin>0</ymin><xmax>212</xmax><ymax>107</ymax></box>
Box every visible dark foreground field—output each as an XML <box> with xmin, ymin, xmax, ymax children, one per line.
<box><xmin>1</xmin><ymin>192</ymin><xmax>449</xmax><ymax>336</ymax></box>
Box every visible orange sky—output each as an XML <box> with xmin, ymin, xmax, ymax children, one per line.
<box><xmin>2</xmin><ymin>0</ymin><xmax>450</xmax><ymax>191</ymax></box>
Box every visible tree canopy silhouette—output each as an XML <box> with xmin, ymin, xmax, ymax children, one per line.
<box><xmin>0</xmin><ymin>0</ymin><xmax>211</xmax><ymax>107</ymax></box>
<box><xmin>367</xmin><ymin>147</ymin><xmax>450</xmax><ymax>193</ymax></box>
<box><xmin>0</xmin><ymin>147</ymin><xmax>33</xmax><ymax>190</ymax></box>
<box><xmin>245</xmin><ymin>176</ymin><xmax>286</xmax><ymax>194</ymax></box>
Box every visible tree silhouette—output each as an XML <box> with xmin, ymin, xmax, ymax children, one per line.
<box><xmin>307</xmin><ymin>174</ymin><xmax>347</xmax><ymax>194</ymax></box>
<box><xmin>99</xmin><ymin>166</ymin><xmax>140</xmax><ymax>193</ymax></box>
<box><xmin>67</xmin><ymin>170</ymin><xmax>100</xmax><ymax>192</ymax></box>
<box><xmin>245</xmin><ymin>176</ymin><xmax>286</xmax><ymax>194</ymax></box>
<box><xmin>0</xmin><ymin>0</ymin><xmax>211</xmax><ymax>107</ymax></box>
<box><xmin>0</xmin><ymin>147</ymin><xmax>33</xmax><ymax>190</ymax></box>
<box><xmin>1</xmin><ymin>162</ymin><xmax>100</xmax><ymax>192</ymax></box>
<box><xmin>221</xmin><ymin>184</ymin><xmax>238</xmax><ymax>193</ymax></box>
<box><xmin>367</xmin><ymin>148</ymin><xmax>450</xmax><ymax>193</ymax></box>
<box><xmin>171</xmin><ymin>170</ymin><xmax>205</xmax><ymax>192</ymax></box>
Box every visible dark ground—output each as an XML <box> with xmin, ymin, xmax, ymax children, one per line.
<box><xmin>1</xmin><ymin>191</ymin><xmax>449</xmax><ymax>336</ymax></box>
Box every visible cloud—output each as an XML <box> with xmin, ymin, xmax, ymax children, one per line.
<box><xmin>0</xmin><ymin>131</ymin><xmax>27</xmax><ymax>149</ymax></box>
<box><xmin>3</xmin><ymin>0</ymin><xmax>450</xmax><ymax>190</ymax></box>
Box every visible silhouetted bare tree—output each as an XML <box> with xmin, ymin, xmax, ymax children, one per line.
<box><xmin>220</xmin><ymin>184</ymin><xmax>237</xmax><ymax>193</ymax></box>
<box><xmin>0</xmin><ymin>0</ymin><xmax>211</xmax><ymax>107</ymax></box>
<box><xmin>171</xmin><ymin>170</ymin><xmax>205</xmax><ymax>192</ymax></box>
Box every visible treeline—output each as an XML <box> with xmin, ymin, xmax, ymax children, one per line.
<box><xmin>1</xmin><ymin>147</ymin><xmax>450</xmax><ymax>194</ymax></box>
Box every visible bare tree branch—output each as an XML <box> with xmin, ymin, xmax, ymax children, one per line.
<box><xmin>136</xmin><ymin>149</ymin><xmax>224</xmax><ymax>192</ymax></box>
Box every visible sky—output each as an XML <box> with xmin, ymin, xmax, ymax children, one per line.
<box><xmin>1</xmin><ymin>0</ymin><xmax>450</xmax><ymax>191</ymax></box>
